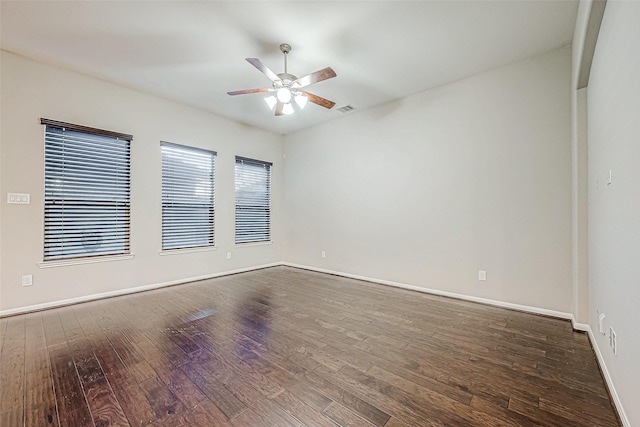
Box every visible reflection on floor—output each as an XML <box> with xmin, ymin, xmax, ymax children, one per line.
<box><xmin>0</xmin><ymin>266</ymin><xmax>620</xmax><ymax>426</ymax></box>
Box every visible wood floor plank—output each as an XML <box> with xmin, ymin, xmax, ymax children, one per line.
<box><xmin>323</xmin><ymin>401</ymin><xmax>377</xmax><ymax>426</ymax></box>
<box><xmin>63</xmin><ymin>328</ymin><xmax>129</xmax><ymax>427</ymax></box>
<box><xmin>321</xmin><ymin>363</ymin><xmax>476</xmax><ymax>426</ymax></box>
<box><xmin>0</xmin><ymin>266</ymin><xmax>621</xmax><ymax>426</ymax></box>
<box><xmin>180</xmin><ymin>399</ymin><xmax>232</xmax><ymax>426</ymax></box>
<box><xmin>105</xmin><ymin>299</ymin><xmax>214</xmax><ymax>416</ymax></box>
<box><xmin>0</xmin><ymin>407</ymin><xmax>23</xmax><ymax>426</ymax></box>
<box><xmin>0</xmin><ymin>317</ymin><xmax>8</xmax><ymax>357</ymax></box>
<box><xmin>229</xmin><ymin>407</ymin><xmax>270</xmax><ymax>427</ymax></box>
<box><xmin>270</xmin><ymin>388</ymin><xmax>337</xmax><ymax>427</ymax></box>
<box><xmin>105</xmin><ymin>330</ymin><xmax>156</xmax><ymax>383</ymax></box>
<box><xmin>0</xmin><ymin>315</ymin><xmax>26</xmax><ymax>422</ymax></box>
<box><xmin>138</xmin><ymin>376</ymin><xmax>184</xmax><ymax>426</ymax></box>
<box><xmin>24</xmin><ymin>312</ymin><xmax>59</xmax><ymax>427</ymax></box>
<box><xmin>75</xmin><ymin>305</ymin><xmax>156</xmax><ymax>427</ymax></box>
<box><xmin>179</xmin><ymin>360</ymin><xmax>247</xmax><ymax>419</ymax></box>
<box><xmin>92</xmin><ymin>343</ymin><xmax>156</xmax><ymax>427</ymax></box>
<box><xmin>383</xmin><ymin>416</ymin><xmax>412</xmax><ymax>427</ymax></box>
<box><xmin>539</xmin><ymin>396</ymin><xmax>619</xmax><ymax>427</ymax></box>
<box><xmin>507</xmin><ymin>396</ymin><xmax>582</xmax><ymax>427</ymax></box>
<box><xmin>236</xmin><ymin>396</ymin><xmax>301</xmax><ymax>427</ymax></box>
<box><xmin>49</xmin><ymin>347</ymin><xmax>94</xmax><ymax>427</ymax></box>
<box><xmin>42</xmin><ymin>310</ymin><xmax>68</xmax><ymax>351</ymax></box>
<box><xmin>302</xmin><ymin>368</ymin><xmax>391</xmax><ymax>427</ymax></box>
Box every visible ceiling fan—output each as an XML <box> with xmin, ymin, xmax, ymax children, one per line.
<box><xmin>227</xmin><ymin>43</ymin><xmax>337</xmax><ymax>116</ymax></box>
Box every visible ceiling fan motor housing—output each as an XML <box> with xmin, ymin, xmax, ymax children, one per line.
<box><xmin>276</xmin><ymin>73</ymin><xmax>298</xmax><ymax>87</ymax></box>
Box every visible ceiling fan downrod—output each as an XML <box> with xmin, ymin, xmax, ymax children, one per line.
<box><xmin>280</xmin><ymin>43</ymin><xmax>291</xmax><ymax>74</ymax></box>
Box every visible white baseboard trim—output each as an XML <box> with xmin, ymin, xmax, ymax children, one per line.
<box><xmin>0</xmin><ymin>260</ymin><xmax>599</xmax><ymax>334</ymax></box>
<box><xmin>282</xmin><ymin>262</ymin><xmax>576</xmax><ymax>321</ymax></box>
<box><xmin>3</xmin><ymin>261</ymin><xmax>587</xmax><ymax>327</ymax></box>
<box><xmin>585</xmin><ymin>325</ymin><xmax>630</xmax><ymax>426</ymax></box>
<box><xmin>0</xmin><ymin>262</ymin><xmax>281</xmax><ymax>318</ymax></box>
<box><xmin>571</xmin><ymin>321</ymin><xmax>590</xmax><ymax>332</ymax></box>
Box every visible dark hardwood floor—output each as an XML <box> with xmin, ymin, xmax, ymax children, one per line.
<box><xmin>0</xmin><ymin>266</ymin><xmax>620</xmax><ymax>426</ymax></box>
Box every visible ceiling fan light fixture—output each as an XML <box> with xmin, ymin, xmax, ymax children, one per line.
<box><xmin>276</xmin><ymin>87</ymin><xmax>292</xmax><ymax>103</ymax></box>
<box><xmin>228</xmin><ymin>43</ymin><xmax>337</xmax><ymax>117</ymax></box>
<box><xmin>282</xmin><ymin>103</ymin><xmax>294</xmax><ymax>115</ymax></box>
<box><xmin>264</xmin><ymin>95</ymin><xmax>277</xmax><ymax>110</ymax></box>
<box><xmin>294</xmin><ymin>93</ymin><xmax>308</xmax><ymax>109</ymax></box>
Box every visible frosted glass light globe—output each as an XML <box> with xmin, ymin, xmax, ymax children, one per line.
<box><xmin>276</xmin><ymin>87</ymin><xmax>292</xmax><ymax>103</ymax></box>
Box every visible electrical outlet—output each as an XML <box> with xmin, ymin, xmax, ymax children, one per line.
<box><xmin>22</xmin><ymin>275</ymin><xmax>33</xmax><ymax>287</ymax></box>
<box><xmin>609</xmin><ymin>327</ymin><xmax>614</xmax><ymax>348</ymax></box>
<box><xmin>478</xmin><ymin>270</ymin><xmax>487</xmax><ymax>281</ymax></box>
<box><xmin>321</xmin><ymin>251</ymin><xmax>326</xmax><ymax>258</ymax></box>
<box><xmin>226</xmin><ymin>252</ymin><xmax>232</xmax><ymax>260</ymax></box>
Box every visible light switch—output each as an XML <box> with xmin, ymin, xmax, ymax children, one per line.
<box><xmin>7</xmin><ymin>193</ymin><xmax>30</xmax><ymax>204</ymax></box>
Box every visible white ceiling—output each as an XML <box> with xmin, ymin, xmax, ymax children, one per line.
<box><xmin>1</xmin><ymin>1</ymin><xmax>578</xmax><ymax>135</ymax></box>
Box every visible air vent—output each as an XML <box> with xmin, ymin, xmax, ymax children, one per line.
<box><xmin>336</xmin><ymin>105</ymin><xmax>356</xmax><ymax>114</ymax></box>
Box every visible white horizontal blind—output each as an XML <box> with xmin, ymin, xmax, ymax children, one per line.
<box><xmin>162</xmin><ymin>142</ymin><xmax>216</xmax><ymax>250</ymax></box>
<box><xmin>44</xmin><ymin>125</ymin><xmax>131</xmax><ymax>260</ymax></box>
<box><xmin>235</xmin><ymin>156</ymin><xmax>272</xmax><ymax>244</ymax></box>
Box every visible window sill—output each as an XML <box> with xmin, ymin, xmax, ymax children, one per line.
<box><xmin>234</xmin><ymin>241</ymin><xmax>273</xmax><ymax>248</ymax></box>
<box><xmin>159</xmin><ymin>246</ymin><xmax>217</xmax><ymax>256</ymax></box>
<box><xmin>38</xmin><ymin>254</ymin><xmax>134</xmax><ymax>269</ymax></box>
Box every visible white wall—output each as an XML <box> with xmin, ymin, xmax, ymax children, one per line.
<box><xmin>0</xmin><ymin>47</ymin><xmax>579</xmax><ymax>321</ymax></box>
<box><xmin>283</xmin><ymin>48</ymin><xmax>573</xmax><ymax>313</ymax></box>
<box><xmin>588</xmin><ymin>1</ymin><xmax>640</xmax><ymax>425</ymax></box>
<box><xmin>0</xmin><ymin>50</ymin><xmax>283</xmax><ymax>312</ymax></box>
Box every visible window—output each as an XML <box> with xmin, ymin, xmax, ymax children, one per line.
<box><xmin>42</xmin><ymin>119</ymin><xmax>131</xmax><ymax>261</ymax></box>
<box><xmin>235</xmin><ymin>156</ymin><xmax>272</xmax><ymax>244</ymax></box>
<box><xmin>162</xmin><ymin>142</ymin><xmax>216</xmax><ymax>250</ymax></box>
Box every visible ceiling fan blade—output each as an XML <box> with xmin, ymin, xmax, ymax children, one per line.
<box><xmin>227</xmin><ymin>88</ymin><xmax>270</xmax><ymax>96</ymax></box>
<box><xmin>300</xmin><ymin>91</ymin><xmax>336</xmax><ymax>109</ymax></box>
<box><xmin>293</xmin><ymin>67</ymin><xmax>336</xmax><ymax>88</ymax></box>
<box><xmin>246</xmin><ymin>58</ymin><xmax>281</xmax><ymax>82</ymax></box>
<box><xmin>275</xmin><ymin>101</ymin><xmax>285</xmax><ymax>116</ymax></box>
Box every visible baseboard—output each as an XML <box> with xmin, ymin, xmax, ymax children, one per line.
<box><xmin>3</xmin><ymin>260</ymin><xmax>588</xmax><ymax>326</ymax></box>
<box><xmin>0</xmin><ymin>262</ymin><xmax>281</xmax><ymax>318</ymax></box>
<box><xmin>281</xmin><ymin>262</ymin><xmax>576</xmax><ymax>321</ymax></box>
<box><xmin>571</xmin><ymin>321</ymin><xmax>590</xmax><ymax>332</ymax></box>
<box><xmin>585</xmin><ymin>325</ymin><xmax>630</xmax><ymax>426</ymax></box>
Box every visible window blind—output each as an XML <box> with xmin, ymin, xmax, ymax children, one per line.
<box><xmin>235</xmin><ymin>156</ymin><xmax>272</xmax><ymax>244</ymax></box>
<box><xmin>162</xmin><ymin>142</ymin><xmax>216</xmax><ymax>250</ymax></box>
<box><xmin>43</xmin><ymin>124</ymin><xmax>131</xmax><ymax>260</ymax></box>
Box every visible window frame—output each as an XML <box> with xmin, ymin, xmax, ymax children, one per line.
<box><xmin>234</xmin><ymin>156</ymin><xmax>272</xmax><ymax>245</ymax></box>
<box><xmin>160</xmin><ymin>141</ymin><xmax>217</xmax><ymax>252</ymax></box>
<box><xmin>41</xmin><ymin>118</ymin><xmax>132</xmax><ymax>262</ymax></box>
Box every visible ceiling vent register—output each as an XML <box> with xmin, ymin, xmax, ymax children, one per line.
<box><xmin>336</xmin><ymin>105</ymin><xmax>356</xmax><ymax>114</ymax></box>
